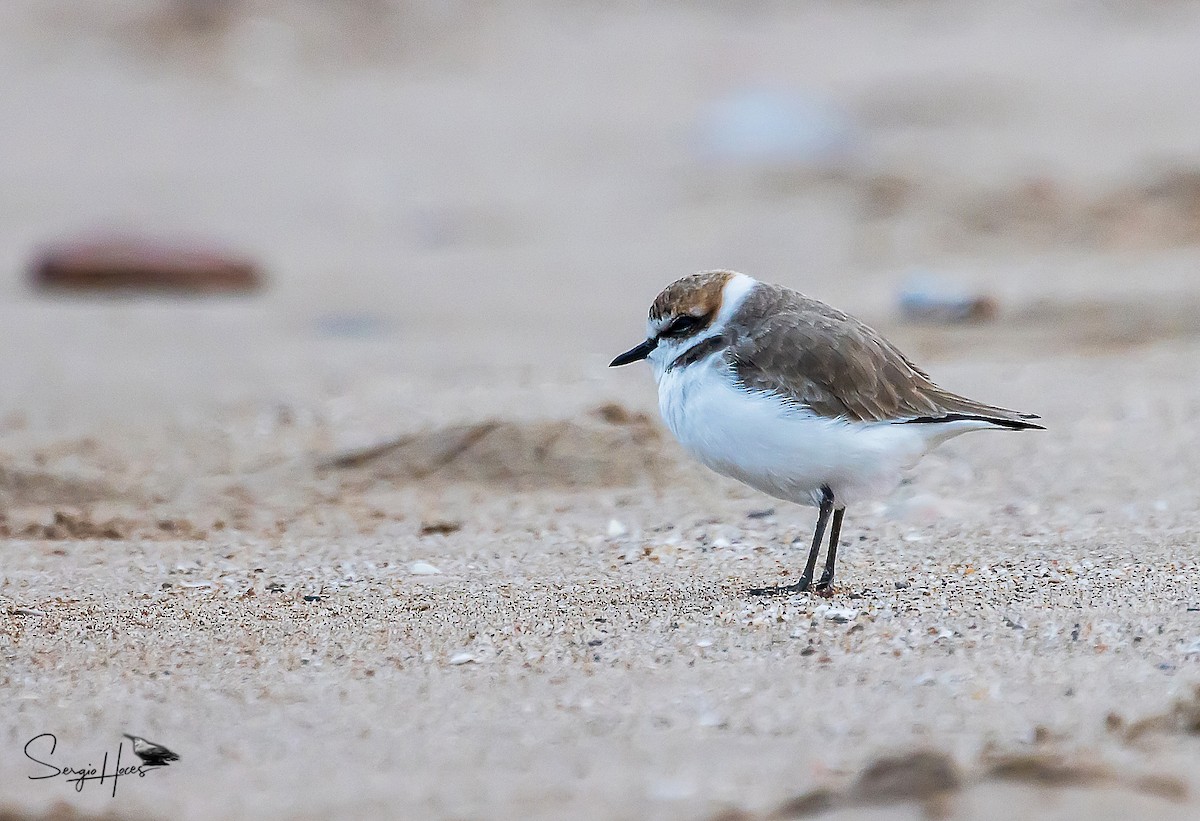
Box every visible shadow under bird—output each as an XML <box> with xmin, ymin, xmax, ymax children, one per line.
<box><xmin>123</xmin><ymin>734</ymin><xmax>180</xmax><ymax>766</ymax></box>
<box><xmin>610</xmin><ymin>270</ymin><xmax>1043</xmax><ymax>594</ymax></box>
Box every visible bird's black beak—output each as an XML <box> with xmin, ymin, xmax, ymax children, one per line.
<box><xmin>609</xmin><ymin>338</ymin><xmax>656</xmax><ymax>367</ymax></box>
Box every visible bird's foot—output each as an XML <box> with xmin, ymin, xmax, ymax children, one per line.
<box><xmin>814</xmin><ymin>574</ymin><xmax>836</xmax><ymax>597</ymax></box>
<box><xmin>748</xmin><ymin>577</ymin><xmax>812</xmax><ymax>597</ymax></box>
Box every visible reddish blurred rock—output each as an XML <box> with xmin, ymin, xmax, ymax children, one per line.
<box><xmin>31</xmin><ymin>235</ymin><xmax>263</xmax><ymax>293</ymax></box>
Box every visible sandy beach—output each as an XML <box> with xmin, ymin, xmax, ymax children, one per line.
<box><xmin>3</xmin><ymin>2</ymin><xmax>1200</xmax><ymax>819</ymax></box>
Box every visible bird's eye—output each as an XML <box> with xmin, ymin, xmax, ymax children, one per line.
<box><xmin>664</xmin><ymin>315</ymin><xmax>702</xmax><ymax>337</ymax></box>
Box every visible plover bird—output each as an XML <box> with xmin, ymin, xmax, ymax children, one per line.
<box><xmin>610</xmin><ymin>270</ymin><xmax>1042</xmax><ymax>594</ymax></box>
<box><xmin>123</xmin><ymin>734</ymin><xmax>180</xmax><ymax>766</ymax></box>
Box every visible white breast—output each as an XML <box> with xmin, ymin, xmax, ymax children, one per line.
<box><xmin>655</xmin><ymin>355</ymin><xmax>930</xmax><ymax>507</ymax></box>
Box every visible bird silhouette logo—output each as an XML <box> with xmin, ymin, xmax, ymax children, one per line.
<box><xmin>122</xmin><ymin>734</ymin><xmax>180</xmax><ymax>767</ymax></box>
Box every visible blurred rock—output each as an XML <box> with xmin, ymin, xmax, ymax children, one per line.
<box><xmin>696</xmin><ymin>88</ymin><xmax>856</xmax><ymax>172</ymax></box>
<box><xmin>418</xmin><ymin>520</ymin><xmax>461</xmax><ymax>536</ymax></box>
<box><xmin>32</xmin><ymin>235</ymin><xmax>263</xmax><ymax>294</ymax></box>
<box><xmin>21</xmin><ymin>511</ymin><xmax>135</xmax><ymax>541</ymax></box>
<box><xmin>167</xmin><ymin>0</ymin><xmax>240</xmax><ymax>34</ymax></box>
<box><xmin>313</xmin><ymin>313</ymin><xmax>390</xmax><ymax>339</ymax></box>
<box><xmin>770</xmin><ymin>750</ymin><xmax>960</xmax><ymax>818</ymax></box>
<box><xmin>982</xmin><ymin>753</ymin><xmax>1110</xmax><ymax>787</ymax></box>
<box><xmin>898</xmin><ymin>274</ymin><xmax>998</xmax><ymax>324</ymax></box>
<box><xmin>0</xmin><ymin>465</ymin><xmax>124</xmax><ymax>507</ymax></box>
<box><xmin>853</xmin><ymin>750</ymin><xmax>961</xmax><ymax>803</ymax></box>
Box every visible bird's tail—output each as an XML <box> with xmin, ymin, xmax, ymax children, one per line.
<box><xmin>902</xmin><ymin>388</ymin><xmax>1044</xmax><ymax>431</ymax></box>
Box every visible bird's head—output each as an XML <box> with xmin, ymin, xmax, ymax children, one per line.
<box><xmin>610</xmin><ymin>270</ymin><xmax>754</xmax><ymax>377</ymax></box>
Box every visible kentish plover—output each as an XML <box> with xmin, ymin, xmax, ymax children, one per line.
<box><xmin>610</xmin><ymin>270</ymin><xmax>1042</xmax><ymax>594</ymax></box>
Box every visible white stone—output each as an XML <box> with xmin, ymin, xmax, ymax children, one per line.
<box><xmin>825</xmin><ymin>608</ymin><xmax>859</xmax><ymax>623</ymax></box>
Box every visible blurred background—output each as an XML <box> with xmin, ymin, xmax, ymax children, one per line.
<box><xmin>5</xmin><ymin>0</ymin><xmax>1200</xmax><ymax>384</ymax></box>
<box><xmin>5</xmin><ymin>0</ymin><xmax>1200</xmax><ymax>521</ymax></box>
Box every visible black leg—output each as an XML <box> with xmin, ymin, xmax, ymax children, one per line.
<box><xmin>796</xmin><ymin>492</ymin><xmax>833</xmax><ymax>588</ymax></box>
<box><xmin>815</xmin><ymin>507</ymin><xmax>845</xmax><ymax>591</ymax></box>
<box><xmin>749</xmin><ymin>486</ymin><xmax>834</xmax><ymax>596</ymax></box>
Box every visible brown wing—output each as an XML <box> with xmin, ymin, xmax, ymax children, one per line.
<box><xmin>728</xmin><ymin>284</ymin><xmax>1038</xmax><ymax>425</ymax></box>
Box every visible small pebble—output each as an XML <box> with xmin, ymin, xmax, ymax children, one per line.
<box><xmin>410</xmin><ymin>561</ymin><xmax>442</xmax><ymax>576</ymax></box>
<box><xmin>449</xmin><ymin>652</ymin><xmax>476</xmax><ymax>665</ymax></box>
<box><xmin>825</xmin><ymin>608</ymin><xmax>859</xmax><ymax>623</ymax></box>
<box><xmin>419</xmin><ymin>520</ymin><xmax>461</xmax><ymax>536</ymax></box>
<box><xmin>607</xmin><ymin>519</ymin><xmax>628</xmax><ymax>538</ymax></box>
